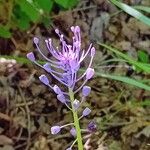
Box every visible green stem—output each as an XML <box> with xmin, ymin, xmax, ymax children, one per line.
<box><xmin>69</xmin><ymin>88</ymin><xmax>83</xmax><ymax>150</ymax></box>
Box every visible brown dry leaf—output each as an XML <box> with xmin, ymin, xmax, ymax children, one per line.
<box><xmin>0</xmin><ymin>135</ymin><xmax>13</xmax><ymax>145</ymax></box>
<box><xmin>121</xmin><ymin>117</ymin><xmax>145</xmax><ymax>142</ymax></box>
<box><xmin>96</xmin><ymin>143</ymin><xmax>108</xmax><ymax>150</ymax></box>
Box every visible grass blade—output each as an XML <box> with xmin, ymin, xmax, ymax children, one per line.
<box><xmin>95</xmin><ymin>72</ymin><xmax>150</xmax><ymax>91</ymax></box>
<box><xmin>98</xmin><ymin>43</ymin><xmax>150</xmax><ymax>73</ymax></box>
<box><xmin>110</xmin><ymin>0</ymin><xmax>150</xmax><ymax>26</ymax></box>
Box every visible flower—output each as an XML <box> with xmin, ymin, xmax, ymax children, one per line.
<box><xmin>53</xmin><ymin>85</ymin><xmax>62</xmax><ymax>94</ymax></box>
<box><xmin>70</xmin><ymin>127</ymin><xmax>76</xmax><ymax>137</ymax></box>
<box><xmin>27</xmin><ymin>26</ymin><xmax>95</xmax><ymax>91</ymax></box>
<box><xmin>51</xmin><ymin>126</ymin><xmax>61</xmax><ymax>134</ymax></box>
<box><xmin>73</xmin><ymin>99</ymin><xmax>80</xmax><ymax>110</ymax></box>
<box><xmin>39</xmin><ymin>74</ymin><xmax>49</xmax><ymax>85</ymax></box>
<box><xmin>27</xmin><ymin>52</ymin><xmax>35</xmax><ymax>62</ymax></box>
<box><xmin>87</xmin><ymin>121</ymin><xmax>97</xmax><ymax>132</ymax></box>
<box><xmin>82</xmin><ymin>107</ymin><xmax>91</xmax><ymax>117</ymax></box>
<box><xmin>57</xmin><ymin>94</ymin><xmax>66</xmax><ymax>103</ymax></box>
<box><xmin>82</xmin><ymin>86</ymin><xmax>91</xmax><ymax>97</ymax></box>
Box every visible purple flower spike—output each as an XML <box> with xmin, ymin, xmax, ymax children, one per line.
<box><xmin>73</xmin><ymin>99</ymin><xmax>80</xmax><ymax>110</ymax></box>
<box><xmin>51</xmin><ymin>126</ymin><xmax>61</xmax><ymax>135</ymax></box>
<box><xmin>33</xmin><ymin>37</ymin><xmax>39</xmax><ymax>44</ymax></box>
<box><xmin>70</xmin><ymin>128</ymin><xmax>76</xmax><ymax>137</ymax></box>
<box><xmin>82</xmin><ymin>107</ymin><xmax>91</xmax><ymax>117</ymax></box>
<box><xmin>57</xmin><ymin>94</ymin><xmax>66</xmax><ymax>103</ymax></box>
<box><xmin>39</xmin><ymin>74</ymin><xmax>49</xmax><ymax>85</ymax></box>
<box><xmin>27</xmin><ymin>52</ymin><xmax>35</xmax><ymax>62</ymax></box>
<box><xmin>53</xmin><ymin>85</ymin><xmax>62</xmax><ymax>94</ymax></box>
<box><xmin>82</xmin><ymin>86</ymin><xmax>91</xmax><ymax>97</ymax></box>
<box><xmin>86</xmin><ymin>68</ymin><xmax>95</xmax><ymax>80</ymax></box>
<box><xmin>29</xmin><ymin>26</ymin><xmax>95</xmax><ymax>89</ymax></box>
<box><xmin>43</xmin><ymin>63</ymin><xmax>51</xmax><ymax>73</ymax></box>
<box><xmin>88</xmin><ymin>121</ymin><xmax>97</xmax><ymax>132</ymax></box>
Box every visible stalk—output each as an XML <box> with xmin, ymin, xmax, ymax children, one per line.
<box><xmin>69</xmin><ymin>88</ymin><xmax>83</xmax><ymax>150</ymax></box>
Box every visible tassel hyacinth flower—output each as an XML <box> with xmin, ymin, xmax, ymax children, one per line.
<box><xmin>27</xmin><ymin>26</ymin><xmax>96</xmax><ymax>150</ymax></box>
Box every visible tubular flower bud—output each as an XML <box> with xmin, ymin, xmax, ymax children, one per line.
<box><xmin>91</xmin><ymin>47</ymin><xmax>95</xmax><ymax>57</ymax></box>
<box><xmin>82</xmin><ymin>107</ymin><xmax>91</xmax><ymax>117</ymax></box>
<box><xmin>88</xmin><ymin>121</ymin><xmax>97</xmax><ymax>132</ymax></box>
<box><xmin>26</xmin><ymin>52</ymin><xmax>35</xmax><ymax>62</ymax></box>
<box><xmin>57</xmin><ymin>94</ymin><xmax>66</xmax><ymax>103</ymax></box>
<box><xmin>33</xmin><ymin>37</ymin><xmax>39</xmax><ymax>44</ymax></box>
<box><xmin>86</xmin><ymin>68</ymin><xmax>95</xmax><ymax>80</ymax></box>
<box><xmin>73</xmin><ymin>99</ymin><xmax>80</xmax><ymax>110</ymax></box>
<box><xmin>43</xmin><ymin>63</ymin><xmax>51</xmax><ymax>73</ymax></box>
<box><xmin>53</xmin><ymin>85</ymin><xmax>62</xmax><ymax>94</ymax></box>
<box><xmin>51</xmin><ymin>126</ymin><xmax>61</xmax><ymax>135</ymax></box>
<box><xmin>70</xmin><ymin>128</ymin><xmax>76</xmax><ymax>137</ymax></box>
<box><xmin>39</xmin><ymin>74</ymin><xmax>49</xmax><ymax>85</ymax></box>
<box><xmin>82</xmin><ymin>86</ymin><xmax>91</xmax><ymax>97</ymax></box>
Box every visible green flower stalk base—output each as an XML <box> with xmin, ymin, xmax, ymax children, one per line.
<box><xmin>69</xmin><ymin>88</ymin><xmax>84</xmax><ymax>150</ymax></box>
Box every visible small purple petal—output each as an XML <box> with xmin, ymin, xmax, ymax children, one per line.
<box><xmin>53</xmin><ymin>85</ymin><xmax>62</xmax><ymax>94</ymax></box>
<box><xmin>82</xmin><ymin>86</ymin><xmax>91</xmax><ymax>97</ymax></box>
<box><xmin>39</xmin><ymin>74</ymin><xmax>49</xmax><ymax>85</ymax></box>
<box><xmin>86</xmin><ymin>68</ymin><xmax>95</xmax><ymax>80</ymax></box>
<box><xmin>82</xmin><ymin>107</ymin><xmax>91</xmax><ymax>117</ymax></box>
<box><xmin>75</xmin><ymin>26</ymin><xmax>80</xmax><ymax>32</ymax></box>
<box><xmin>51</xmin><ymin>126</ymin><xmax>61</xmax><ymax>135</ymax></box>
<box><xmin>66</xmin><ymin>148</ymin><xmax>72</xmax><ymax>150</ymax></box>
<box><xmin>55</xmin><ymin>29</ymin><xmax>59</xmax><ymax>34</ymax></box>
<box><xmin>43</xmin><ymin>63</ymin><xmax>51</xmax><ymax>73</ymax></box>
<box><xmin>70</xmin><ymin>128</ymin><xmax>76</xmax><ymax>137</ymax></box>
<box><xmin>91</xmin><ymin>47</ymin><xmax>95</xmax><ymax>57</ymax></box>
<box><xmin>88</xmin><ymin>121</ymin><xmax>97</xmax><ymax>132</ymax></box>
<box><xmin>71</xmin><ymin>26</ymin><xmax>74</xmax><ymax>32</ymax></box>
<box><xmin>33</xmin><ymin>37</ymin><xmax>39</xmax><ymax>44</ymax></box>
<box><xmin>57</xmin><ymin>94</ymin><xmax>66</xmax><ymax>103</ymax></box>
<box><xmin>27</xmin><ymin>52</ymin><xmax>35</xmax><ymax>62</ymax></box>
<box><xmin>73</xmin><ymin>99</ymin><xmax>80</xmax><ymax>110</ymax></box>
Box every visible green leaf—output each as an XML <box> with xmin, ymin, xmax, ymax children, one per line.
<box><xmin>138</xmin><ymin>50</ymin><xmax>149</xmax><ymax>63</ymax></box>
<box><xmin>17</xmin><ymin>0</ymin><xmax>40</xmax><ymax>22</ymax></box>
<box><xmin>134</xmin><ymin>5</ymin><xmax>150</xmax><ymax>13</ymax></box>
<box><xmin>13</xmin><ymin>4</ymin><xmax>30</xmax><ymax>30</ymax></box>
<box><xmin>95</xmin><ymin>73</ymin><xmax>150</xmax><ymax>91</ymax></box>
<box><xmin>0</xmin><ymin>25</ymin><xmax>11</xmax><ymax>38</ymax></box>
<box><xmin>54</xmin><ymin>0</ymin><xmax>78</xmax><ymax>9</ymax></box>
<box><xmin>98</xmin><ymin>43</ymin><xmax>150</xmax><ymax>73</ymax></box>
<box><xmin>36</xmin><ymin>0</ymin><xmax>53</xmax><ymax>12</ymax></box>
<box><xmin>110</xmin><ymin>0</ymin><xmax>150</xmax><ymax>26</ymax></box>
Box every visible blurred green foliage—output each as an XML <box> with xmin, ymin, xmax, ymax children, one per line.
<box><xmin>0</xmin><ymin>0</ymin><xmax>78</xmax><ymax>38</ymax></box>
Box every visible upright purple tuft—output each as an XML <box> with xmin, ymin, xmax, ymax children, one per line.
<box><xmin>27</xmin><ymin>26</ymin><xmax>95</xmax><ymax>90</ymax></box>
